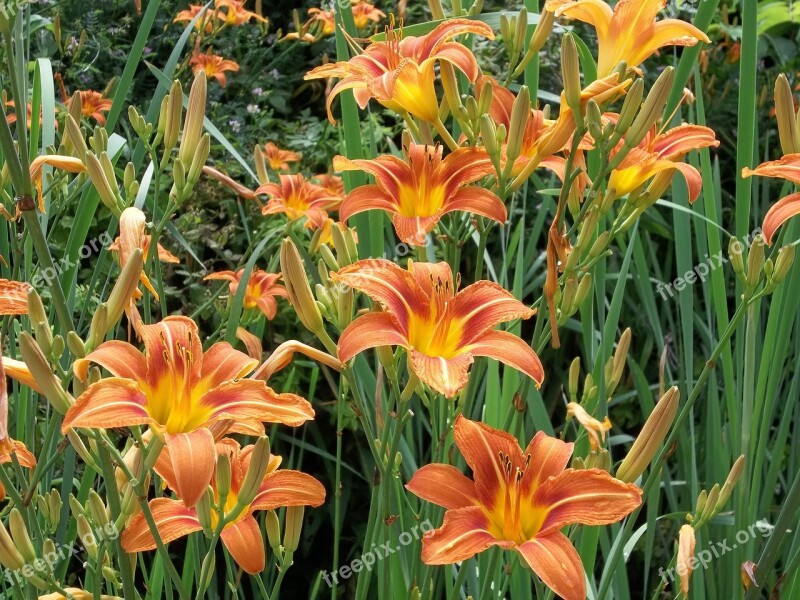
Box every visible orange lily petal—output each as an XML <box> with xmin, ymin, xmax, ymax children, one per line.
<box><xmin>465</xmin><ymin>330</ymin><xmax>545</xmax><ymax>387</ymax></box>
<box><xmin>0</xmin><ymin>440</ymin><xmax>36</xmax><ymax>468</ymax></box>
<box><xmin>164</xmin><ymin>429</ymin><xmax>216</xmax><ymax>508</ymax></box>
<box><xmin>762</xmin><ymin>191</ymin><xmax>800</xmax><ymax>245</ymax></box>
<box><xmin>200</xmin><ymin>379</ymin><xmax>314</xmax><ymax>427</ymax></box>
<box><xmin>743</xmin><ymin>154</ymin><xmax>800</xmax><ymax>184</ymax></box>
<box><xmin>451</xmin><ymin>281</ymin><xmax>535</xmax><ymax>345</ymax></box>
<box><xmin>337</xmin><ymin>311</ymin><xmax>407</xmax><ymax>363</ymax></box>
<box><xmin>73</xmin><ymin>340</ymin><xmax>147</xmax><ymax>382</ymax></box>
<box><xmin>200</xmin><ymin>342</ymin><xmax>257</xmax><ymax>387</ymax></box>
<box><xmin>3</xmin><ymin>357</ymin><xmax>45</xmax><ymax>394</ymax></box>
<box><xmin>121</xmin><ymin>497</ymin><xmax>201</xmax><ymax>552</ymax></box>
<box><xmin>405</xmin><ymin>464</ymin><xmax>477</xmax><ymax>509</ymax></box>
<box><xmin>521</xmin><ymin>431</ymin><xmax>573</xmax><ymax>495</ymax></box>
<box><xmin>235</xmin><ymin>327</ymin><xmax>263</xmax><ymax>360</ymax></box>
<box><xmin>517</xmin><ymin>532</ymin><xmax>586</xmax><ymax>600</ymax></box>
<box><xmin>0</xmin><ymin>280</ymin><xmax>30</xmax><ymax>315</ymax></box>
<box><xmin>62</xmin><ymin>378</ymin><xmax>150</xmax><ymax>432</ymax></box>
<box><xmin>139</xmin><ymin>316</ymin><xmax>204</xmax><ymax>386</ymax></box>
<box><xmin>443</xmin><ymin>187</ymin><xmax>507</xmax><ymax>223</ymax></box>
<box><xmin>251</xmin><ymin>469</ymin><xmax>327</xmax><ymax>510</ymax></box>
<box><xmin>409</xmin><ymin>349</ymin><xmax>473</xmax><ymax>398</ymax></box>
<box><xmin>420</xmin><ymin>505</ymin><xmax>503</xmax><ymax>564</ymax></box>
<box><xmin>221</xmin><ymin>515</ymin><xmax>265</xmax><ymax>574</ymax></box>
<box><xmin>535</xmin><ymin>468</ymin><xmax>642</xmax><ymax>534</ymax></box>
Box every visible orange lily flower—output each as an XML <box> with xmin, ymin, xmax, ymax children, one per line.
<box><xmin>608</xmin><ymin>124</ymin><xmax>718</xmax><ymax>203</ymax></box>
<box><xmin>77</xmin><ymin>91</ymin><xmax>113</xmax><ymax>125</ymax></box>
<box><xmin>4</xmin><ymin>101</ymin><xmax>56</xmax><ymax>129</ymax></box>
<box><xmin>334</xmin><ymin>143</ymin><xmax>505</xmax><ymax>246</ymax></box>
<box><xmin>406</xmin><ymin>415</ymin><xmax>642</xmax><ymax>600</ymax></box>
<box><xmin>109</xmin><ymin>207</ymin><xmax>179</xmax><ymax>304</ymax></box>
<box><xmin>216</xmin><ymin>0</ymin><xmax>268</xmax><ymax>25</ymax></box>
<box><xmin>566</xmin><ymin>402</ymin><xmax>611</xmax><ymax>450</ymax></box>
<box><xmin>305</xmin><ymin>19</ymin><xmax>494</xmax><ymax>123</ymax></box>
<box><xmin>351</xmin><ymin>1</ymin><xmax>385</xmax><ymax>29</ymax></box>
<box><xmin>313</xmin><ymin>173</ymin><xmax>345</xmax><ymax>197</ymax></box>
<box><xmin>257</xmin><ymin>173</ymin><xmax>341</xmax><ymax>228</ymax></box>
<box><xmin>307</xmin><ymin>7</ymin><xmax>336</xmax><ymax>36</ymax></box>
<box><xmin>190</xmin><ymin>51</ymin><xmax>240</xmax><ymax>87</ymax></box>
<box><xmin>742</xmin><ymin>154</ymin><xmax>800</xmax><ymax>244</ymax></box>
<box><xmin>204</xmin><ymin>267</ymin><xmax>288</xmax><ymax>319</ymax></box>
<box><xmin>174</xmin><ymin>5</ymin><xmax>215</xmax><ymax>32</ymax></box>
<box><xmin>0</xmin><ymin>279</ymin><xmax>31</xmax><ymax>315</ymax></box>
<box><xmin>63</xmin><ymin>316</ymin><xmax>315</xmax><ymax>507</ymax></box>
<box><xmin>263</xmin><ymin>141</ymin><xmax>302</xmax><ymax>171</ymax></box>
<box><xmin>122</xmin><ymin>438</ymin><xmax>325</xmax><ymax>574</ymax></box>
<box><xmin>545</xmin><ymin>0</ymin><xmax>710</xmax><ymax>77</ymax></box>
<box><xmin>29</xmin><ymin>155</ymin><xmax>88</xmax><ymax>213</ymax></box>
<box><xmin>332</xmin><ymin>260</ymin><xmax>544</xmax><ymax>397</ymax></box>
<box><xmin>0</xmin><ymin>354</ymin><xmax>36</xmax><ymax>502</ymax></box>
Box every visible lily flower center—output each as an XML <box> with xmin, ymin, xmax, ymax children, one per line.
<box><xmin>407</xmin><ymin>279</ymin><xmax>463</xmax><ymax>358</ymax></box>
<box><xmin>144</xmin><ymin>337</ymin><xmax>213</xmax><ymax>434</ymax></box>
<box><xmin>485</xmin><ymin>451</ymin><xmax>547</xmax><ymax>545</ymax></box>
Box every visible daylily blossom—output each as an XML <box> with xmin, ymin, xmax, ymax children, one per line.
<box><xmin>334</xmin><ymin>143</ymin><xmax>505</xmax><ymax>246</ymax></box>
<box><xmin>351</xmin><ymin>1</ymin><xmax>385</xmax><ymax>29</ymax></box>
<box><xmin>216</xmin><ymin>0</ymin><xmax>268</xmax><ymax>25</ymax></box>
<box><xmin>566</xmin><ymin>402</ymin><xmax>611</xmax><ymax>450</ymax></box>
<box><xmin>204</xmin><ymin>267</ymin><xmax>288</xmax><ymax>319</ymax></box>
<box><xmin>77</xmin><ymin>91</ymin><xmax>113</xmax><ymax>125</ymax></box>
<box><xmin>406</xmin><ymin>415</ymin><xmax>642</xmax><ymax>600</ymax></box>
<box><xmin>313</xmin><ymin>173</ymin><xmax>345</xmax><ymax>197</ymax></box>
<box><xmin>0</xmin><ymin>280</ymin><xmax>31</xmax><ymax>315</ymax></box>
<box><xmin>257</xmin><ymin>173</ymin><xmax>341</xmax><ymax>228</ymax></box>
<box><xmin>63</xmin><ymin>316</ymin><xmax>315</xmax><ymax>507</ymax></box>
<box><xmin>545</xmin><ymin>0</ymin><xmax>710</xmax><ymax>77</ymax></box>
<box><xmin>305</xmin><ymin>19</ymin><xmax>494</xmax><ymax>123</ymax></box>
<box><xmin>109</xmin><ymin>207</ymin><xmax>179</xmax><ymax>303</ymax></box>
<box><xmin>608</xmin><ymin>124</ymin><xmax>719</xmax><ymax>203</ymax></box>
<box><xmin>4</xmin><ymin>101</ymin><xmax>55</xmax><ymax>129</ymax></box>
<box><xmin>263</xmin><ymin>141</ymin><xmax>301</xmax><ymax>171</ymax></box>
<box><xmin>332</xmin><ymin>260</ymin><xmax>544</xmax><ymax>397</ymax></box>
<box><xmin>306</xmin><ymin>7</ymin><xmax>336</xmax><ymax>36</ymax></box>
<box><xmin>742</xmin><ymin>154</ymin><xmax>800</xmax><ymax>244</ymax></box>
<box><xmin>190</xmin><ymin>51</ymin><xmax>240</xmax><ymax>87</ymax></box>
<box><xmin>174</xmin><ymin>5</ymin><xmax>215</xmax><ymax>32</ymax></box>
<box><xmin>122</xmin><ymin>438</ymin><xmax>325</xmax><ymax>574</ymax></box>
<box><xmin>0</xmin><ymin>354</ymin><xmax>36</xmax><ymax>502</ymax></box>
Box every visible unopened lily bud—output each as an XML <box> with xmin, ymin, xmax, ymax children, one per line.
<box><xmin>47</xmin><ymin>490</ymin><xmax>63</xmax><ymax>530</ymax></box>
<box><xmin>505</xmin><ymin>86</ymin><xmax>530</xmax><ymax>166</ymax></box>
<box><xmin>67</xmin><ymin>430</ymin><xmax>100</xmax><ymax>473</ymax></box>
<box><xmin>746</xmin><ymin>235</ymin><xmax>765</xmax><ymax>288</ymax></box>
<box><xmin>771</xmin><ymin>243</ymin><xmax>795</xmax><ymax>284</ymax></box>
<box><xmin>87</xmin><ymin>304</ymin><xmax>109</xmax><ymax>350</ymax></box>
<box><xmin>700</xmin><ymin>483</ymin><xmax>720</xmax><ymax>523</ymax></box>
<box><xmin>164</xmin><ymin>80</ymin><xmax>183</xmax><ymax>154</ymax></box>
<box><xmin>25</xmin><ymin>289</ymin><xmax>46</xmax><ymax>329</ymax></box>
<box><xmin>677</xmin><ymin>525</ymin><xmax>696</xmax><ymax>596</ymax></box>
<box><xmin>606</xmin><ymin>328</ymin><xmax>631</xmax><ymax>396</ymax></box>
<box><xmin>186</xmin><ymin>133</ymin><xmax>211</xmax><ymax>186</ymax></box>
<box><xmin>51</xmin><ymin>335</ymin><xmax>65</xmax><ymax>359</ymax></box>
<box><xmin>216</xmin><ymin>452</ymin><xmax>232</xmax><ymax>508</ymax></box>
<box><xmin>626</xmin><ymin>67</ymin><xmax>675</xmax><ymax>149</ymax></box>
<box><xmin>0</xmin><ymin>518</ymin><xmax>25</xmax><ymax>570</ymax></box>
<box><xmin>77</xmin><ymin>515</ymin><xmax>98</xmax><ymax>560</ymax></box>
<box><xmin>465</xmin><ymin>95</ymin><xmax>480</xmax><ymax>122</ymax></box>
<box><xmin>254</xmin><ymin>145</ymin><xmax>269</xmax><ymax>186</ymax></box>
<box><xmin>616</xmin><ymin>386</ymin><xmax>679</xmax><ymax>483</ymax></box>
<box><xmin>237</xmin><ymin>436</ymin><xmax>271</xmax><ymax>508</ymax></box>
<box><xmin>561</xmin><ymin>34</ymin><xmax>582</xmax><ymax>112</ymax></box>
<box><xmin>19</xmin><ymin>333</ymin><xmax>73</xmax><ymax>413</ymax></box>
<box><xmin>584</xmin><ymin>449</ymin><xmax>611</xmax><ymax>471</ymax></box>
<box><xmin>69</xmin><ymin>494</ymin><xmax>85</xmax><ymax>519</ymax></box>
<box><xmin>42</xmin><ymin>539</ymin><xmax>56</xmax><ymax>565</ymax></box>
<box><xmin>717</xmin><ymin>454</ymin><xmax>745</xmax><ymax>510</ymax></box>
<box><xmin>480</xmin><ymin>114</ymin><xmax>499</xmax><ymax>158</ymax></box>
<box><xmin>586</xmin><ymin>99</ymin><xmax>604</xmax><ymax>142</ymax></box>
<box><xmin>568</xmin><ymin>357</ymin><xmax>580</xmax><ymax>402</ymax></box>
<box><xmin>528</xmin><ymin>9</ymin><xmax>554</xmax><ymax>56</ymax></box>
<box><xmin>9</xmin><ymin>509</ymin><xmax>35</xmax><ymax>563</ymax></box>
<box><xmin>265</xmin><ymin>509</ymin><xmax>282</xmax><ymax>554</ymax></box>
<box><xmin>195</xmin><ymin>488</ymin><xmax>214</xmax><ymax>532</ymax></box>
<box><xmin>729</xmin><ymin>236</ymin><xmax>746</xmax><ymax>277</ymax></box>
<box><xmin>85</xmin><ymin>153</ymin><xmax>122</xmax><ymax>215</ymax></box>
<box><xmin>774</xmin><ymin>74</ymin><xmax>799</xmax><ymax>154</ymax></box>
<box><xmin>67</xmin><ymin>331</ymin><xmax>86</xmax><ymax>358</ymax></box>
<box><xmin>331</xmin><ymin>223</ymin><xmax>356</xmax><ymax>266</ymax></box>
<box><xmin>102</xmin><ymin>566</ymin><xmax>122</xmax><ymax>587</ymax></box>
<box><xmin>587</xmin><ymin>231</ymin><xmax>611</xmax><ymax>261</ymax></box>
<box><xmin>614</xmin><ymin>78</ymin><xmax>644</xmax><ymax>140</ymax></box>
<box><xmin>514</xmin><ymin>9</ymin><xmax>528</xmax><ymax>57</ymax></box>
<box><xmin>106</xmin><ymin>248</ymin><xmax>143</xmax><ymax>328</ymax></box>
<box><xmin>283</xmin><ymin>506</ymin><xmax>304</xmax><ymax>554</ymax></box>
<box><xmin>157</xmin><ymin>96</ymin><xmax>168</xmax><ymax>139</ymax></box>
<box><xmin>477</xmin><ymin>78</ymin><xmax>494</xmax><ymax>117</ymax></box>
<box><xmin>694</xmin><ymin>489</ymin><xmax>707</xmax><ymax>518</ymax></box>
<box><xmin>576</xmin><ymin>208</ymin><xmax>599</xmax><ymax>250</ymax></box>
<box><xmin>179</xmin><ymin>71</ymin><xmax>207</xmax><ymax>168</ymax></box>
<box><xmin>318</xmin><ymin>245</ymin><xmax>339</xmax><ymax>272</ymax></box>
<box><xmin>280</xmin><ymin>238</ymin><xmax>324</xmax><ymax>335</ymax></box>
<box><xmin>64</xmin><ymin>114</ymin><xmax>89</xmax><ymax>159</ymax></box>
<box><xmin>87</xmin><ymin>490</ymin><xmax>109</xmax><ymax>527</ymax></box>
